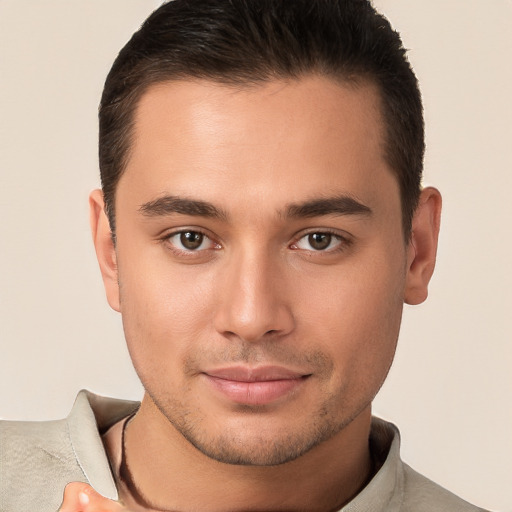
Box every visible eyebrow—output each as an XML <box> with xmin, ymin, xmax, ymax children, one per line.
<box><xmin>138</xmin><ymin>194</ymin><xmax>372</xmax><ymax>221</ymax></box>
<box><xmin>284</xmin><ymin>195</ymin><xmax>372</xmax><ymax>219</ymax></box>
<box><xmin>139</xmin><ymin>195</ymin><xmax>228</xmax><ymax>220</ymax></box>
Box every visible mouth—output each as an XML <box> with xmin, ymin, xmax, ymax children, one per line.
<box><xmin>203</xmin><ymin>366</ymin><xmax>311</xmax><ymax>406</ymax></box>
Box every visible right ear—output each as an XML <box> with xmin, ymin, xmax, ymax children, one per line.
<box><xmin>89</xmin><ymin>189</ymin><xmax>120</xmax><ymax>312</ymax></box>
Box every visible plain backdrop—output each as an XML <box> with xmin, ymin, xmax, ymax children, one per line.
<box><xmin>0</xmin><ymin>1</ymin><xmax>510</xmax><ymax>511</ymax></box>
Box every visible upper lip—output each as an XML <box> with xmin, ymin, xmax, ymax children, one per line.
<box><xmin>204</xmin><ymin>365</ymin><xmax>309</xmax><ymax>382</ymax></box>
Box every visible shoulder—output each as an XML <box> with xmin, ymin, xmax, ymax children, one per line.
<box><xmin>353</xmin><ymin>417</ymin><xmax>491</xmax><ymax>512</ymax></box>
<box><xmin>0</xmin><ymin>390</ymin><xmax>139</xmax><ymax>512</ymax></box>
<box><xmin>0</xmin><ymin>416</ymin><xmax>87</xmax><ymax>511</ymax></box>
<box><xmin>401</xmin><ymin>463</ymin><xmax>490</xmax><ymax>512</ymax></box>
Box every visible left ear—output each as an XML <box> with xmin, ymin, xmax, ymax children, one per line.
<box><xmin>404</xmin><ymin>187</ymin><xmax>442</xmax><ymax>305</ymax></box>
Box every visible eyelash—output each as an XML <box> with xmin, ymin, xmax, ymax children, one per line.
<box><xmin>161</xmin><ymin>229</ymin><xmax>220</xmax><ymax>257</ymax></box>
<box><xmin>160</xmin><ymin>228</ymin><xmax>352</xmax><ymax>257</ymax></box>
<box><xmin>290</xmin><ymin>229</ymin><xmax>352</xmax><ymax>255</ymax></box>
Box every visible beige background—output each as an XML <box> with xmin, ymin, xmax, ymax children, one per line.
<box><xmin>0</xmin><ymin>1</ymin><xmax>510</xmax><ymax>510</ymax></box>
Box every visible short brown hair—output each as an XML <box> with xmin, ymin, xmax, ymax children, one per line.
<box><xmin>99</xmin><ymin>0</ymin><xmax>424</xmax><ymax>237</ymax></box>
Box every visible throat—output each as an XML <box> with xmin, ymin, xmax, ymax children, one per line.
<box><xmin>102</xmin><ymin>407</ymin><xmax>376</xmax><ymax>512</ymax></box>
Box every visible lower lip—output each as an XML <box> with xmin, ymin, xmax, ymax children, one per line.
<box><xmin>205</xmin><ymin>375</ymin><xmax>307</xmax><ymax>405</ymax></box>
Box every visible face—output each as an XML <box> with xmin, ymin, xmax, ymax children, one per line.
<box><xmin>97</xmin><ymin>76</ymin><xmax>418</xmax><ymax>465</ymax></box>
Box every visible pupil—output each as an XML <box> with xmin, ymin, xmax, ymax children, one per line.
<box><xmin>309</xmin><ymin>233</ymin><xmax>331</xmax><ymax>250</ymax></box>
<box><xmin>180</xmin><ymin>231</ymin><xmax>203</xmax><ymax>250</ymax></box>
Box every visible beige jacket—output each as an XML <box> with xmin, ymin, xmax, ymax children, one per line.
<box><xmin>0</xmin><ymin>390</ymin><xmax>489</xmax><ymax>512</ymax></box>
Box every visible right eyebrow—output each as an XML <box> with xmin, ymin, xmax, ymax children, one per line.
<box><xmin>139</xmin><ymin>195</ymin><xmax>228</xmax><ymax>221</ymax></box>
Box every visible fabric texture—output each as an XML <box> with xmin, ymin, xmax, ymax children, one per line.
<box><xmin>0</xmin><ymin>390</ymin><xmax>488</xmax><ymax>512</ymax></box>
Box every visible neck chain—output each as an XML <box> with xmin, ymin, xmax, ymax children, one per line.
<box><xmin>119</xmin><ymin>413</ymin><xmax>380</xmax><ymax>511</ymax></box>
<box><xmin>119</xmin><ymin>412</ymin><xmax>173</xmax><ymax>512</ymax></box>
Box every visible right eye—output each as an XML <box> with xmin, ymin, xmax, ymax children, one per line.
<box><xmin>166</xmin><ymin>230</ymin><xmax>218</xmax><ymax>252</ymax></box>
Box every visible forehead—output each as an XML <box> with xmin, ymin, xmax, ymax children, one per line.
<box><xmin>118</xmin><ymin>76</ymin><xmax>398</xmax><ymax>217</ymax></box>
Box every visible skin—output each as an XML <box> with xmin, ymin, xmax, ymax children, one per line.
<box><xmin>60</xmin><ymin>483</ymin><xmax>124</xmax><ymax>512</ymax></box>
<box><xmin>81</xmin><ymin>76</ymin><xmax>441</xmax><ymax>511</ymax></box>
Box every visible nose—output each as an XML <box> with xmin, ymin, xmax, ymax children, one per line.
<box><xmin>213</xmin><ymin>248</ymin><xmax>295</xmax><ymax>343</ymax></box>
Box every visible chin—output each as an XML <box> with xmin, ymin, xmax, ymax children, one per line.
<box><xmin>160</xmin><ymin>402</ymin><xmax>350</xmax><ymax>467</ymax></box>
<box><xmin>180</xmin><ymin>427</ymin><xmax>333</xmax><ymax>466</ymax></box>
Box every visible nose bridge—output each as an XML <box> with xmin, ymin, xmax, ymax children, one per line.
<box><xmin>214</xmin><ymin>243</ymin><xmax>294</xmax><ymax>342</ymax></box>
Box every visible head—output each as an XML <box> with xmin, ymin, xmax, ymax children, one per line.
<box><xmin>91</xmin><ymin>0</ymin><xmax>441</xmax><ymax>468</ymax></box>
<box><xmin>99</xmin><ymin>0</ymin><xmax>424</xmax><ymax>240</ymax></box>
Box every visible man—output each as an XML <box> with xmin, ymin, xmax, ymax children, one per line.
<box><xmin>0</xmin><ymin>1</ymin><xmax>490</xmax><ymax>511</ymax></box>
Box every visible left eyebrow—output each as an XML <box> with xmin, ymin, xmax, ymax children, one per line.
<box><xmin>284</xmin><ymin>195</ymin><xmax>372</xmax><ymax>219</ymax></box>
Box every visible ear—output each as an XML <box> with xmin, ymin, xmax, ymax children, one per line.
<box><xmin>89</xmin><ymin>189</ymin><xmax>120</xmax><ymax>312</ymax></box>
<box><xmin>404</xmin><ymin>187</ymin><xmax>442</xmax><ymax>305</ymax></box>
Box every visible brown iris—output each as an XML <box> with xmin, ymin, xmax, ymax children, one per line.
<box><xmin>308</xmin><ymin>233</ymin><xmax>332</xmax><ymax>250</ymax></box>
<box><xmin>180</xmin><ymin>231</ymin><xmax>204</xmax><ymax>250</ymax></box>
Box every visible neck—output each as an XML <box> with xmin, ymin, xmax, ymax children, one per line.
<box><xmin>118</xmin><ymin>394</ymin><xmax>373</xmax><ymax>512</ymax></box>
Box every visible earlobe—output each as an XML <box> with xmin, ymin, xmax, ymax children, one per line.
<box><xmin>404</xmin><ymin>187</ymin><xmax>442</xmax><ymax>305</ymax></box>
<box><xmin>89</xmin><ymin>189</ymin><xmax>120</xmax><ymax>312</ymax></box>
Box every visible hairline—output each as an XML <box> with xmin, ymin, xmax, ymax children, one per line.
<box><xmin>104</xmin><ymin>71</ymin><xmax>413</xmax><ymax>243</ymax></box>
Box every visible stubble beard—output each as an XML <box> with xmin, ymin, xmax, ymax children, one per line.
<box><xmin>132</xmin><ymin>331</ymin><xmax>398</xmax><ymax>467</ymax></box>
<box><xmin>145</xmin><ymin>374</ymin><xmax>368</xmax><ymax>467</ymax></box>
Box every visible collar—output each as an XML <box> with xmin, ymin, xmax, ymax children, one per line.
<box><xmin>69</xmin><ymin>391</ymin><xmax>404</xmax><ymax>510</ymax></box>
<box><xmin>340</xmin><ymin>417</ymin><xmax>404</xmax><ymax>511</ymax></box>
<box><xmin>66</xmin><ymin>389</ymin><xmax>139</xmax><ymax>500</ymax></box>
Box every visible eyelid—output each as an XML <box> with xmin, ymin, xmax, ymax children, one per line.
<box><xmin>289</xmin><ymin>228</ymin><xmax>353</xmax><ymax>253</ymax></box>
<box><xmin>161</xmin><ymin>227</ymin><xmax>222</xmax><ymax>254</ymax></box>
<box><xmin>159</xmin><ymin>226</ymin><xmax>352</xmax><ymax>256</ymax></box>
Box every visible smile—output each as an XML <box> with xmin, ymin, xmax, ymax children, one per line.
<box><xmin>203</xmin><ymin>366</ymin><xmax>311</xmax><ymax>406</ymax></box>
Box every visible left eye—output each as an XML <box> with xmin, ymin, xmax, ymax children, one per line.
<box><xmin>293</xmin><ymin>232</ymin><xmax>342</xmax><ymax>251</ymax></box>
<box><xmin>167</xmin><ymin>230</ymin><xmax>216</xmax><ymax>251</ymax></box>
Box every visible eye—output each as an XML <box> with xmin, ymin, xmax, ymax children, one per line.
<box><xmin>292</xmin><ymin>232</ymin><xmax>344</xmax><ymax>252</ymax></box>
<box><xmin>166</xmin><ymin>230</ymin><xmax>218</xmax><ymax>252</ymax></box>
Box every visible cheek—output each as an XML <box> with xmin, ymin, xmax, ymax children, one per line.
<box><xmin>117</xmin><ymin>256</ymin><xmax>217</xmax><ymax>375</ymax></box>
<box><xmin>296</xmin><ymin>251</ymin><xmax>405</xmax><ymax>390</ymax></box>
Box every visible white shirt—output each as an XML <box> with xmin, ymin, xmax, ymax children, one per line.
<box><xmin>0</xmin><ymin>390</ymin><xmax>488</xmax><ymax>511</ymax></box>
